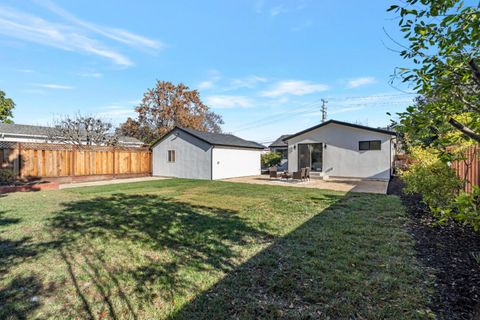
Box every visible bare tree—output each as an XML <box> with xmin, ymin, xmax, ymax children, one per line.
<box><xmin>47</xmin><ymin>114</ymin><xmax>119</xmax><ymax>146</ymax></box>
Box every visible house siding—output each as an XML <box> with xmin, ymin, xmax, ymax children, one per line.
<box><xmin>287</xmin><ymin>123</ymin><xmax>393</xmax><ymax>180</ymax></box>
<box><xmin>152</xmin><ymin>129</ymin><xmax>212</xmax><ymax>179</ymax></box>
<box><xmin>0</xmin><ymin>135</ymin><xmax>49</xmax><ymax>144</ymax></box>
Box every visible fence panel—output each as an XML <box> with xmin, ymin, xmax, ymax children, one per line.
<box><xmin>0</xmin><ymin>142</ymin><xmax>151</xmax><ymax>181</ymax></box>
<box><xmin>449</xmin><ymin>145</ymin><xmax>480</xmax><ymax>193</ymax></box>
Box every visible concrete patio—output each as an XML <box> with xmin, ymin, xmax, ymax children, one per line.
<box><xmin>222</xmin><ymin>175</ymin><xmax>389</xmax><ymax>194</ymax></box>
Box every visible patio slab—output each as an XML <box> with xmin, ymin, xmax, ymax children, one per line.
<box><xmin>222</xmin><ymin>175</ymin><xmax>389</xmax><ymax>194</ymax></box>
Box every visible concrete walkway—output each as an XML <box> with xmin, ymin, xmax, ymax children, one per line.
<box><xmin>60</xmin><ymin>176</ymin><xmax>168</xmax><ymax>189</ymax></box>
<box><xmin>223</xmin><ymin>175</ymin><xmax>389</xmax><ymax>194</ymax></box>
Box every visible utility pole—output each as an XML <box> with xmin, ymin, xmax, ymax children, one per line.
<box><xmin>320</xmin><ymin>99</ymin><xmax>328</xmax><ymax>122</ymax></box>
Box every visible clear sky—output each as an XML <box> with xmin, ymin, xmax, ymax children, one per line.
<box><xmin>0</xmin><ymin>0</ymin><xmax>416</xmax><ymax>144</ymax></box>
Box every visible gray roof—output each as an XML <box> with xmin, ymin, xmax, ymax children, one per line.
<box><xmin>269</xmin><ymin>135</ymin><xmax>291</xmax><ymax>148</ymax></box>
<box><xmin>117</xmin><ymin>135</ymin><xmax>144</xmax><ymax>144</ymax></box>
<box><xmin>0</xmin><ymin>123</ymin><xmax>51</xmax><ymax>136</ymax></box>
<box><xmin>155</xmin><ymin>127</ymin><xmax>265</xmax><ymax>149</ymax></box>
<box><xmin>284</xmin><ymin>119</ymin><xmax>396</xmax><ymax>141</ymax></box>
<box><xmin>0</xmin><ymin>123</ymin><xmax>144</xmax><ymax>145</ymax></box>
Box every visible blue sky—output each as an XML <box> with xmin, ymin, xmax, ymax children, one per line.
<box><xmin>0</xmin><ymin>0</ymin><xmax>416</xmax><ymax>144</ymax></box>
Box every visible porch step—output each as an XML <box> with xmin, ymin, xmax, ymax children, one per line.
<box><xmin>309</xmin><ymin>172</ymin><xmax>324</xmax><ymax>179</ymax></box>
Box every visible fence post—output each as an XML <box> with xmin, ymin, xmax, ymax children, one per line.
<box><xmin>72</xmin><ymin>145</ymin><xmax>76</xmax><ymax>182</ymax></box>
<box><xmin>17</xmin><ymin>143</ymin><xmax>22</xmax><ymax>179</ymax></box>
<box><xmin>112</xmin><ymin>147</ymin><xmax>116</xmax><ymax>179</ymax></box>
<box><xmin>150</xmin><ymin>150</ymin><xmax>153</xmax><ymax>176</ymax></box>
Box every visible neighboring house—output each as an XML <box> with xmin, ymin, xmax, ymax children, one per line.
<box><xmin>151</xmin><ymin>127</ymin><xmax>265</xmax><ymax>180</ymax></box>
<box><xmin>268</xmin><ymin>135</ymin><xmax>290</xmax><ymax>159</ymax></box>
<box><xmin>268</xmin><ymin>134</ymin><xmax>290</xmax><ymax>171</ymax></box>
<box><xmin>0</xmin><ymin>123</ymin><xmax>144</xmax><ymax>147</ymax></box>
<box><xmin>283</xmin><ymin>120</ymin><xmax>396</xmax><ymax>181</ymax></box>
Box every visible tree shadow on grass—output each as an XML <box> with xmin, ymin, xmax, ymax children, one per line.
<box><xmin>0</xmin><ymin>275</ymin><xmax>42</xmax><ymax>320</ymax></box>
<box><xmin>0</xmin><ymin>211</ymin><xmax>57</xmax><ymax>320</ymax></box>
<box><xmin>0</xmin><ymin>211</ymin><xmax>58</xmax><ymax>274</ymax></box>
<box><xmin>49</xmin><ymin>193</ymin><xmax>272</xmax><ymax>318</ymax></box>
<box><xmin>170</xmin><ymin>193</ymin><xmax>430</xmax><ymax>320</ymax></box>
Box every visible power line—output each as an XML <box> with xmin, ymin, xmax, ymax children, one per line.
<box><xmin>230</xmin><ymin>98</ymin><xmax>325</xmax><ymax>133</ymax></box>
<box><xmin>326</xmin><ymin>92</ymin><xmax>416</xmax><ymax>101</ymax></box>
<box><xmin>229</xmin><ymin>93</ymin><xmax>417</xmax><ymax>134</ymax></box>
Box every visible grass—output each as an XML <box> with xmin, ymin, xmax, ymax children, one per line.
<box><xmin>0</xmin><ymin>179</ymin><xmax>433</xmax><ymax>319</ymax></box>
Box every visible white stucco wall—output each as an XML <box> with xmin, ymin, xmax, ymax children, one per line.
<box><xmin>0</xmin><ymin>134</ymin><xmax>143</xmax><ymax>147</ymax></box>
<box><xmin>212</xmin><ymin>147</ymin><xmax>261</xmax><ymax>180</ymax></box>
<box><xmin>152</xmin><ymin>129</ymin><xmax>212</xmax><ymax>179</ymax></box>
<box><xmin>0</xmin><ymin>135</ymin><xmax>49</xmax><ymax>143</ymax></box>
<box><xmin>287</xmin><ymin>123</ymin><xmax>394</xmax><ymax>180</ymax></box>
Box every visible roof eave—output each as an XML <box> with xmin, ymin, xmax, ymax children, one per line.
<box><xmin>283</xmin><ymin>120</ymin><xmax>395</xmax><ymax>141</ymax></box>
<box><xmin>213</xmin><ymin>143</ymin><xmax>265</xmax><ymax>150</ymax></box>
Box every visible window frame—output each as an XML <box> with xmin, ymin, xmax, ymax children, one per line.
<box><xmin>167</xmin><ymin>150</ymin><xmax>176</xmax><ymax>162</ymax></box>
<box><xmin>358</xmin><ymin>140</ymin><xmax>381</xmax><ymax>151</ymax></box>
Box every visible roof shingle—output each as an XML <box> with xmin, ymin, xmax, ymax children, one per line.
<box><xmin>154</xmin><ymin>127</ymin><xmax>265</xmax><ymax>149</ymax></box>
<box><xmin>0</xmin><ymin>123</ymin><xmax>143</xmax><ymax>145</ymax></box>
<box><xmin>269</xmin><ymin>135</ymin><xmax>291</xmax><ymax>148</ymax></box>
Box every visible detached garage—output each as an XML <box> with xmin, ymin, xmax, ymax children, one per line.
<box><xmin>151</xmin><ymin>127</ymin><xmax>265</xmax><ymax>180</ymax></box>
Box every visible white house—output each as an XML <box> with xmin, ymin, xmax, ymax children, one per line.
<box><xmin>284</xmin><ymin>120</ymin><xmax>396</xmax><ymax>181</ymax></box>
<box><xmin>151</xmin><ymin>127</ymin><xmax>265</xmax><ymax>180</ymax></box>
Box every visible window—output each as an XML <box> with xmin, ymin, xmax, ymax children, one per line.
<box><xmin>359</xmin><ymin>140</ymin><xmax>381</xmax><ymax>151</ymax></box>
<box><xmin>168</xmin><ymin>150</ymin><xmax>176</xmax><ymax>162</ymax></box>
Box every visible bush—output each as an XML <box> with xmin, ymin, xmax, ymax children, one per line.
<box><xmin>450</xmin><ymin>187</ymin><xmax>480</xmax><ymax>231</ymax></box>
<box><xmin>0</xmin><ymin>168</ymin><xmax>15</xmax><ymax>186</ymax></box>
<box><xmin>401</xmin><ymin>147</ymin><xmax>463</xmax><ymax>209</ymax></box>
<box><xmin>261</xmin><ymin>151</ymin><xmax>282</xmax><ymax>168</ymax></box>
<box><xmin>401</xmin><ymin>146</ymin><xmax>480</xmax><ymax>231</ymax></box>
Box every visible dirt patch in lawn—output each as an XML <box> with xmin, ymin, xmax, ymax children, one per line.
<box><xmin>388</xmin><ymin>177</ymin><xmax>480</xmax><ymax>319</ymax></box>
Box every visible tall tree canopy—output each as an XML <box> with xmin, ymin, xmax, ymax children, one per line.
<box><xmin>118</xmin><ymin>81</ymin><xmax>224</xmax><ymax>143</ymax></box>
<box><xmin>0</xmin><ymin>89</ymin><xmax>15</xmax><ymax>123</ymax></box>
<box><xmin>390</xmin><ymin>0</ymin><xmax>480</xmax><ymax>146</ymax></box>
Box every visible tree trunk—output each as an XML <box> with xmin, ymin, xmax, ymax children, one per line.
<box><xmin>448</xmin><ymin>118</ymin><xmax>480</xmax><ymax>143</ymax></box>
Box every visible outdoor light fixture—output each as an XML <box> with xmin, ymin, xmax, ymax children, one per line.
<box><xmin>324</xmin><ymin>144</ymin><xmax>327</xmax><ymax>149</ymax></box>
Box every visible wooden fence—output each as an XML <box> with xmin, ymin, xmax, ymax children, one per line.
<box><xmin>449</xmin><ymin>144</ymin><xmax>480</xmax><ymax>193</ymax></box>
<box><xmin>0</xmin><ymin>142</ymin><xmax>152</xmax><ymax>182</ymax></box>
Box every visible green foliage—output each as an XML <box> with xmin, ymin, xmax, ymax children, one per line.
<box><xmin>0</xmin><ymin>89</ymin><xmax>15</xmax><ymax>123</ymax></box>
<box><xmin>0</xmin><ymin>168</ymin><xmax>15</xmax><ymax>185</ymax></box>
<box><xmin>401</xmin><ymin>147</ymin><xmax>463</xmax><ymax>208</ymax></box>
<box><xmin>391</xmin><ymin>0</ymin><xmax>480</xmax><ymax>231</ymax></box>
<box><xmin>450</xmin><ymin>186</ymin><xmax>480</xmax><ymax>231</ymax></box>
<box><xmin>401</xmin><ymin>146</ymin><xmax>480</xmax><ymax>231</ymax></box>
<box><xmin>261</xmin><ymin>151</ymin><xmax>282</xmax><ymax>168</ymax></box>
<box><xmin>389</xmin><ymin>0</ymin><xmax>480</xmax><ymax>144</ymax></box>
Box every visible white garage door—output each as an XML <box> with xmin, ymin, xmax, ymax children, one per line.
<box><xmin>211</xmin><ymin>147</ymin><xmax>261</xmax><ymax>180</ymax></box>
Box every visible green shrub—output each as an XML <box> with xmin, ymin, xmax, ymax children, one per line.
<box><xmin>449</xmin><ymin>186</ymin><xmax>480</xmax><ymax>231</ymax></box>
<box><xmin>401</xmin><ymin>147</ymin><xmax>463</xmax><ymax>208</ymax></box>
<box><xmin>261</xmin><ymin>151</ymin><xmax>282</xmax><ymax>168</ymax></box>
<box><xmin>401</xmin><ymin>146</ymin><xmax>480</xmax><ymax>231</ymax></box>
<box><xmin>0</xmin><ymin>168</ymin><xmax>15</xmax><ymax>186</ymax></box>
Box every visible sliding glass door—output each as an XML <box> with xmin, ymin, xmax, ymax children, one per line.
<box><xmin>298</xmin><ymin>143</ymin><xmax>323</xmax><ymax>172</ymax></box>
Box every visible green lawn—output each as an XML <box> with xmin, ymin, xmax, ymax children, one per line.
<box><xmin>0</xmin><ymin>179</ymin><xmax>433</xmax><ymax>319</ymax></box>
